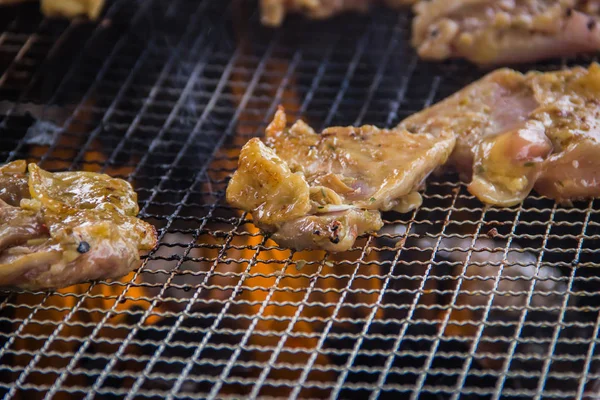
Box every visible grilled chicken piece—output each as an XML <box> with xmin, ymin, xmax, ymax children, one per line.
<box><xmin>420</xmin><ymin>236</ymin><xmax>566</xmax><ymax>370</ymax></box>
<box><xmin>226</xmin><ymin>107</ymin><xmax>454</xmax><ymax>252</ymax></box>
<box><xmin>413</xmin><ymin>0</ymin><xmax>600</xmax><ymax>65</ymax></box>
<box><xmin>528</xmin><ymin>65</ymin><xmax>600</xmax><ymax>202</ymax></box>
<box><xmin>400</xmin><ymin>63</ymin><xmax>600</xmax><ymax>206</ymax></box>
<box><xmin>260</xmin><ymin>0</ymin><xmax>411</xmax><ymax>26</ymax></box>
<box><xmin>0</xmin><ymin>161</ymin><xmax>157</xmax><ymax>291</ymax></box>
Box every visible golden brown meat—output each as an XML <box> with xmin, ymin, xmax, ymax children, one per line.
<box><xmin>226</xmin><ymin>107</ymin><xmax>455</xmax><ymax>252</ymax></box>
<box><xmin>400</xmin><ymin>63</ymin><xmax>600</xmax><ymax>206</ymax></box>
<box><xmin>259</xmin><ymin>0</ymin><xmax>412</xmax><ymax>26</ymax></box>
<box><xmin>412</xmin><ymin>0</ymin><xmax>600</xmax><ymax>66</ymax></box>
<box><xmin>0</xmin><ymin>161</ymin><xmax>157</xmax><ymax>291</ymax></box>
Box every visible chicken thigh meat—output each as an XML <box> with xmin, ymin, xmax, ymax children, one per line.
<box><xmin>400</xmin><ymin>63</ymin><xmax>600</xmax><ymax>206</ymax></box>
<box><xmin>412</xmin><ymin>0</ymin><xmax>600</xmax><ymax>66</ymax></box>
<box><xmin>226</xmin><ymin>107</ymin><xmax>455</xmax><ymax>252</ymax></box>
<box><xmin>0</xmin><ymin>160</ymin><xmax>157</xmax><ymax>290</ymax></box>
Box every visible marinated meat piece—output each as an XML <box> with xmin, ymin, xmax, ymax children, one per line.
<box><xmin>226</xmin><ymin>107</ymin><xmax>455</xmax><ymax>252</ymax></box>
<box><xmin>399</xmin><ymin>63</ymin><xmax>600</xmax><ymax>206</ymax></box>
<box><xmin>412</xmin><ymin>0</ymin><xmax>600</xmax><ymax>65</ymax></box>
<box><xmin>400</xmin><ymin>68</ymin><xmax>549</xmax><ymax>206</ymax></box>
<box><xmin>260</xmin><ymin>0</ymin><xmax>411</xmax><ymax>26</ymax></box>
<box><xmin>0</xmin><ymin>161</ymin><xmax>157</xmax><ymax>291</ymax></box>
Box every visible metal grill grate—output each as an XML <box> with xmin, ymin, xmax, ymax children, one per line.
<box><xmin>1</xmin><ymin>1</ymin><xmax>600</xmax><ymax>399</ymax></box>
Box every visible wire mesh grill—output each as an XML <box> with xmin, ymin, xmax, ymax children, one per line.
<box><xmin>1</xmin><ymin>1</ymin><xmax>600</xmax><ymax>399</ymax></box>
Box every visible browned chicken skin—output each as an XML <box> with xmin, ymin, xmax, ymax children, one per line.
<box><xmin>226</xmin><ymin>107</ymin><xmax>454</xmax><ymax>252</ymax></box>
<box><xmin>412</xmin><ymin>0</ymin><xmax>600</xmax><ymax>66</ymax></box>
<box><xmin>400</xmin><ymin>63</ymin><xmax>600</xmax><ymax>206</ymax></box>
<box><xmin>0</xmin><ymin>160</ymin><xmax>157</xmax><ymax>291</ymax></box>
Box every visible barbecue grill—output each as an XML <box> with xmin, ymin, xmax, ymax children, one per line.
<box><xmin>1</xmin><ymin>1</ymin><xmax>600</xmax><ymax>399</ymax></box>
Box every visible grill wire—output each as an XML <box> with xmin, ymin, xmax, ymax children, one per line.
<box><xmin>1</xmin><ymin>1</ymin><xmax>600</xmax><ymax>399</ymax></box>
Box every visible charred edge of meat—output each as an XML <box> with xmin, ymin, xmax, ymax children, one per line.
<box><xmin>329</xmin><ymin>221</ymin><xmax>342</xmax><ymax>244</ymax></box>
